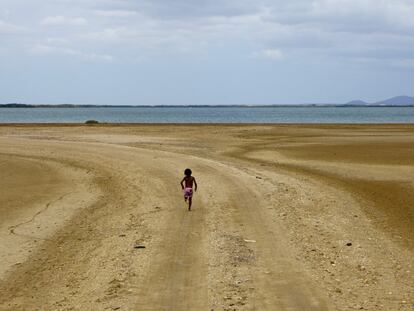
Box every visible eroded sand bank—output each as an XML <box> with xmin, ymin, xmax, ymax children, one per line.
<box><xmin>0</xmin><ymin>125</ymin><xmax>413</xmax><ymax>310</ymax></box>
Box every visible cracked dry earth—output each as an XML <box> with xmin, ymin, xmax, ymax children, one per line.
<box><xmin>0</xmin><ymin>124</ymin><xmax>413</xmax><ymax>311</ymax></box>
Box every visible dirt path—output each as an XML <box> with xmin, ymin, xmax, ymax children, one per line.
<box><xmin>200</xmin><ymin>163</ymin><xmax>329</xmax><ymax>310</ymax></box>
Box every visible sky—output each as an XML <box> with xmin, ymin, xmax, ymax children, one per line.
<box><xmin>1</xmin><ymin>0</ymin><xmax>414</xmax><ymax>105</ymax></box>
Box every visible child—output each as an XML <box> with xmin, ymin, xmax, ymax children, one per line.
<box><xmin>180</xmin><ymin>168</ymin><xmax>197</xmax><ymax>211</ymax></box>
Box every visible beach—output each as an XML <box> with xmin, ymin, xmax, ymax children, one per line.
<box><xmin>0</xmin><ymin>124</ymin><xmax>413</xmax><ymax>310</ymax></box>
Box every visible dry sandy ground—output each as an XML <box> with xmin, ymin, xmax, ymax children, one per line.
<box><xmin>0</xmin><ymin>124</ymin><xmax>413</xmax><ymax>311</ymax></box>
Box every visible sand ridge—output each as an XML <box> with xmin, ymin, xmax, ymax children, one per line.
<box><xmin>0</xmin><ymin>125</ymin><xmax>413</xmax><ymax>310</ymax></box>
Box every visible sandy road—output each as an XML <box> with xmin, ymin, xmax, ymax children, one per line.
<box><xmin>0</xmin><ymin>133</ymin><xmax>329</xmax><ymax>310</ymax></box>
<box><xmin>136</xmin><ymin>193</ymin><xmax>208</xmax><ymax>310</ymax></box>
<box><xmin>0</xmin><ymin>125</ymin><xmax>413</xmax><ymax>310</ymax></box>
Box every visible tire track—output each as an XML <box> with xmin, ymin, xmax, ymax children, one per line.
<box><xmin>192</xmin><ymin>160</ymin><xmax>330</xmax><ymax>310</ymax></box>
<box><xmin>135</xmin><ymin>199</ymin><xmax>208</xmax><ymax>310</ymax></box>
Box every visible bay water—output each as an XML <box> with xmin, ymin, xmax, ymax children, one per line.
<box><xmin>1</xmin><ymin>106</ymin><xmax>414</xmax><ymax>123</ymax></box>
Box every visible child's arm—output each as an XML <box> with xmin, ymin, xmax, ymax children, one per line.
<box><xmin>180</xmin><ymin>177</ymin><xmax>185</xmax><ymax>189</ymax></box>
<box><xmin>193</xmin><ymin>177</ymin><xmax>198</xmax><ymax>192</ymax></box>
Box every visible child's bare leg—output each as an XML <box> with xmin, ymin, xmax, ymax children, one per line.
<box><xmin>188</xmin><ymin>197</ymin><xmax>192</xmax><ymax>211</ymax></box>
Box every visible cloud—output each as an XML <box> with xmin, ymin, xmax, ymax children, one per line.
<box><xmin>30</xmin><ymin>44</ymin><xmax>114</xmax><ymax>62</ymax></box>
<box><xmin>0</xmin><ymin>19</ymin><xmax>27</xmax><ymax>34</ymax></box>
<box><xmin>40</xmin><ymin>15</ymin><xmax>87</xmax><ymax>26</ymax></box>
<box><xmin>256</xmin><ymin>49</ymin><xmax>284</xmax><ymax>60</ymax></box>
<box><xmin>1</xmin><ymin>0</ymin><xmax>414</xmax><ymax>67</ymax></box>
<box><xmin>266</xmin><ymin>0</ymin><xmax>414</xmax><ymax>35</ymax></box>
<box><xmin>94</xmin><ymin>10</ymin><xmax>138</xmax><ymax>17</ymax></box>
<box><xmin>101</xmin><ymin>0</ymin><xmax>261</xmax><ymax>19</ymax></box>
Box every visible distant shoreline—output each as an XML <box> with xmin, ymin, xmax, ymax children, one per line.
<box><xmin>2</xmin><ymin>104</ymin><xmax>414</xmax><ymax>108</ymax></box>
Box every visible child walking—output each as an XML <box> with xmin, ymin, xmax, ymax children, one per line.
<box><xmin>180</xmin><ymin>168</ymin><xmax>197</xmax><ymax>211</ymax></box>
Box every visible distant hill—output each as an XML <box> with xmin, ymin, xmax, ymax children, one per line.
<box><xmin>345</xmin><ymin>100</ymin><xmax>368</xmax><ymax>106</ymax></box>
<box><xmin>344</xmin><ymin>96</ymin><xmax>414</xmax><ymax>106</ymax></box>
<box><xmin>374</xmin><ymin>96</ymin><xmax>414</xmax><ymax>105</ymax></box>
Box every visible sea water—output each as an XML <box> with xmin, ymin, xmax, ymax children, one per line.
<box><xmin>0</xmin><ymin>107</ymin><xmax>414</xmax><ymax>123</ymax></box>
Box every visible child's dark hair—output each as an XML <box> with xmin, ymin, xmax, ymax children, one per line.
<box><xmin>184</xmin><ymin>168</ymin><xmax>192</xmax><ymax>176</ymax></box>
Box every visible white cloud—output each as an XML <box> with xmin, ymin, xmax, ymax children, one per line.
<box><xmin>40</xmin><ymin>15</ymin><xmax>87</xmax><ymax>26</ymax></box>
<box><xmin>30</xmin><ymin>44</ymin><xmax>55</xmax><ymax>54</ymax></box>
<box><xmin>257</xmin><ymin>49</ymin><xmax>284</xmax><ymax>60</ymax></box>
<box><xmin>94</xmin><ymin>10</ymin><xmax>139</xmax><ymax>17</ymax></box>
<box><xmin>0</xmin><ymin>19</ymin><xmax>27</xmax><ymax>34</ymax></box>
<box><xmin>45</xmin><ymin>37</ymin><xmax>68</xmax><ymax>45</ymax></box>
<box><xmin>30</xmin><ymin>44</ymin><xmax>114</xmax><ymax>62</ymax></box>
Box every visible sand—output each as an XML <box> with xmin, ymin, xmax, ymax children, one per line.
<box><xmin>0</xmin><ymin>124</ymin><xmax>413</xmax><ymax>310</ymax></box>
